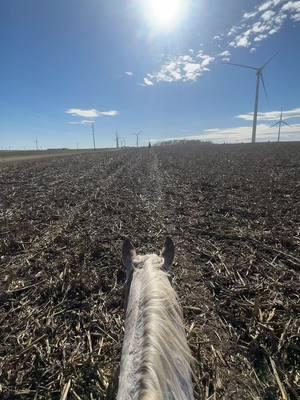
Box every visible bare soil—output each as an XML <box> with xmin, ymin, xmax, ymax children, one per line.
<box><xmin>0</xmin><ymin>149</ymin><xmax>113</xmax><ymax>164</ymax></box>
<box><xmin>0</xmin><ymin>143</ymin><xmax>299</xmax><ymax>399</ymax></box>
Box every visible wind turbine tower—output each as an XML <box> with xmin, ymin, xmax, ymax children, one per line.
<box><xmin>226</xmin><ymin>53</ymin><xmax>277</xmax><ymax>143</ymax></box>
<box><xmin>271</xmin><ymin>108</ymin><xmax>290</xmax><ymax>142</ymax></box>
<box><xmin>85</xmin><ymin>121</ymin><xmax>96</xmax><ymax>150</ymax></box>
<box><xmin>133</xmin><ymin>131</ymin><xmax>141</xmax><ymax>147</ymax></box>
<box><xmin>91</xmin><ymin>122</ymin><xmax>96</xmax><ymax>150</ymax></box>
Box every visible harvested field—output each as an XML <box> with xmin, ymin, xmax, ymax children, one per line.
<box><xmin>0</xmin><ymin>142</ymin><xmax>299</xmax><ymax>400</ymax></box>
<box><xmin>0</xmin><ymin>149</ymin><xmax>111</xmax><ymax>164</ymax></box>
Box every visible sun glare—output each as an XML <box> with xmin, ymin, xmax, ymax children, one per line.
<box><xmin>144</xmin><ymin>0</ymin><xmax>186</xmax><ymax>31</ymax></box>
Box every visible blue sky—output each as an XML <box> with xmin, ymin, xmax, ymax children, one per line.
<box><xmin>1</xmin><ymin>0</ymin><xmax>300</xmax><ymax>149</ymax></box>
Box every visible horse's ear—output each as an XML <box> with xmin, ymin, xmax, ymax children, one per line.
<box><xmin>122</xmin><ymin>239</ymin><xmax>136</xmax><ymax>280</ymax></box>
<box><xmin>161</xmin><ymin>237</ymin><xmax>175</xmax><ymax>271</ymax></box>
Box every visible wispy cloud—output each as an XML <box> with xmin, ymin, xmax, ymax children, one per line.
<box><xmin>152</xmin><ymin>123</ymin><xmax>300</xmax><ymax>144</ymax></box>
<box><xmin>213</xmin><ymin>34</ymin><xmax>224</xmax><ymax>41</ymax></box>
<box><xmin>282</xmin><ymin>0</ymin><xmax>300</xmax><ymax>20</ymax></box>
<box><xmin>236</xmin><ymin>107</ymin><xmax>300</xmax><ymax>121</ymax></box>
<box><xmin>140</xmin><ymin>1</ymin><xmax>299</xmax><ymax>87</ymax></box>
<box><xmin>144</xmin><ymin>51</ymin><xmax>215</xmax><ymax>85</ymax></box>
<box><xmin>69</xmin><ymin>120</ymin><xmax>95</xmax><ymax>125</ymax></box>
<box><xmin>144</xmin><ymin>77</ymin><xmax>154</xmax><ymax>86</ymax></box>
<box><xmin>99</xmin><ymin>110</ymin><xmax>119</xmax><ymax>116</ymax></box>
<box><xmin>201</xmin><ymin>123</ymin><xmax>300</xmax><ymax>142</ymax></box>
<box><xmin>125</xmin><ymin>71</ymin><xmax>134</xmax><ymax>76</ymax></box>
<box><xmin>65</xmin><ymin>108</ymin><xmax>119</xmax><ymax>118</ymax></box>
<box><xmin>217</xmin><ymin>50</ymin><xmax>231</xmax><ymax>61</ymax></box>
<box><xmin>228</xmin><ymin>0</ymin><xmax>300</xmax><ymax>49</ymax></box>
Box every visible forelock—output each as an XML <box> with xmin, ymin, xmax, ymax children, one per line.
<box><xmin>133</xmin><ymin>254</ymin><xmax>164</xmax><ymax>269</ymax></box>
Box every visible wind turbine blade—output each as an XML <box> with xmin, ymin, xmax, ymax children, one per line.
<box><xmin>262</xmin><ymin>51</ymin><xmax>279</xmax><ymax>69</ymax></box>
<box><xmin>260</xmin><ymin>73</ymin><xmax>270</xmax><ymax>105</ymax></box>
<box><xmin>223</xmin><ymin>62</ymin><xmax>257</xmax><ymax>71</ymax></box>
<box><xmin>271</xmin><ymin>121</ymin><xmax>280</xmax><ymax>127</ymax></box>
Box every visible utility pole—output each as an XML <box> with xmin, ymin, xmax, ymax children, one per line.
<box><xmin>35</xmin><ymin>138</ymin><xmax>39</xmax><ymax>150</ymax></box>
<box><xmin>91</xmin><ymin>122</ymin><xmax>96</xmax><ymax>150</ymax></box>
<box><xmin>116</xmin><ymin>130</ymin><xmax>119</xmax><ymax>149</ymax></box>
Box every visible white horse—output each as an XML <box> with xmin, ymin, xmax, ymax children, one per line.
<box><xmin>117</xmin><ymin>238</ymin><xmax>194</xmax><ymax>400</ymax></box>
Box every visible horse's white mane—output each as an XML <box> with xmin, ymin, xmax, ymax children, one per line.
<box><xmin>117</xmin><ymin>253</ymin><xmax>194</xmax><ymax>400</ymax></box>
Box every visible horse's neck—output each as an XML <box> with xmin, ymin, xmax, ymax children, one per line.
<box><xmin>117</xmin><ymin>269</ymin><xmax>145</xmax><ymax>400</ymax></box>
<box><xmin>117</xmin><ymin>264</ymin><xmax>194</xmax><ymax>400</ymax></box>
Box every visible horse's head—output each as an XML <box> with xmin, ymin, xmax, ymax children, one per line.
<box><xmin>122</xmin><ymin>237</ymin><xmax>175</xmax><ymax>283</ymax></box>
<box><xmin>122</xmin><ymin>237</ymin><xmax>175</xmax><ymax>308</ymax></box>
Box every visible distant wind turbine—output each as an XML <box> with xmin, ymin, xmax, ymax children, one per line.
<box><xmin>271</xmin><ymin>108</ymin><xmax>290</xmax><ymax>142</ymax></box>
<box><xmin>119</xmin><ymin>137</ymin><xmax>126</xmax><ymax>147</ymax></box>
<box><xmin>84</xmin><ymin>121</ymin><xmax>96</xmax><ymax>150</ymax></box>
<box><xmin>133</xmin><ymin>131</ymin><xmax>141</xmax><ymax>147</ymax></box>
<box><xmin>225</xmin><ymin>53</ymin><xmax>278</xmax><ymax>143</ymax></box>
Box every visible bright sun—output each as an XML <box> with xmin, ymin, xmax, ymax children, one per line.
<box><xmin>144</xmin><ymin>0</ymin><xmax>186</xmax><ymax>30</ymax></box>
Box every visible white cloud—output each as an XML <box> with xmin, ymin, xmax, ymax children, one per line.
<box><xmin>203</xmin><ymin>123</ymin><xmax>300</xmax><ymax>142</ymax></box>
<box><xmin>282</xmin><ymin>0</ymin><xmax>300</xmax><ymax>20</ymax></box>
<box><xmin>236</xmin><ymin>36</ymin><xmax>251</xmax><ymax>47</ymax></box>
<box><xmin>69</xmin><ymin>120</ymin><xmax>95</xmax><ymax>125</ymax></box>
<box><xmin>66</xmin><ymin>108</ymin><xmax>98</xmax><ymax>118</ymax></box>
<box><xmin>217</xmin><ymin>50</ymin><xmax>231</xmax><ymax>61</ymax></box>
<box><xmin>258</xmin><ymin>0</ymin><xmax>275</xmax><ymax>12</ymax></box>
<box><xmin>100</xmin><ymin>110</ymin><xmax>119</xmax><ymax>116</ymax></box>
<box><xmin>152</xmin><ymin>123</ymin><xmax>300</xmax><ymax>144</ymax></box>
<box><xmin>236</xmin><ymin>107</ymin><xmax>300</xmax><ymax>121</ymax></box>
<box><xmin>282</xmin><ymin>0</ymin><xmax>300</xmax><ymax>10</ymax></box>
<box><xmin>141</xmin><ymin>1</ymin><xmax>299</xmax><ymax>86</ymax></box>
<box><xmin>144</xmin><ymin>77</ymin><xmax>154</xmax><ymax>86</ymax></box>
<box><xmin>243</xmin><ymin>11</ymin><xmax>259</xmax><ymax>19</ymax></box>
<box><xmin>125</xmin><ymin>71</ymin><xmax>134</xmax><ymax>76</ymax></box>
<box><xmin>228</xmin><ymin>25</ymin><xmax>239</xmax><ymax>36</ymax></box>
<box><xmin>261</xmin><ymin>10</ymin><xmax>276</xmax><ymax>19</ymax></box>
<box><xmin>227</xmin><ymin>0</ymin><xmax>299</xmax><ymax>50</ymax></box>
<box><xmin>218</xmin><ymin>50</ymin><xmax>231</xmax><ymax>57</ymax></box>
<box><xmin>145</xmin><ymin>51</ymin><xmax>215</xmax><ymax>84</ymax></box>
<box><xmin>65</xmin><ymin>108</ymin><xmax>118</xmax><ymax>117</ymax></box>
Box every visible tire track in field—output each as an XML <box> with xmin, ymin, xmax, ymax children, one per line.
<box><xmin>148</xmin><ymin>148</ymin><xmax>261</xmax><ymax>400</ymax></box>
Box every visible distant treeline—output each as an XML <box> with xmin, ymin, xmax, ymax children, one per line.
<box><xmin>47</xmin><ymin>148</ymin><xmax>69</xmax><ymax>151</ymax></box>
<box><xmin>154</xmin><ymin>139</ymin><xmax>212</xmax><ymax>146</ymax></box>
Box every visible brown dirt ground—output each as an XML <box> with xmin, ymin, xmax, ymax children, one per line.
<box><xmin>0</xmin><ymin>143</ymin><xmax>299</xmax><ymax>399</ymax></box>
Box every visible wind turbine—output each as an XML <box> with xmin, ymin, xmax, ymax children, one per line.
<box><xmin>271</xmin><ymin>108</ymin><xmax>290</xmax><ymax>142</ymax></box>
<box><xmin>226</xmin><ymin>53</ymin><xmax>277</xmax><ymax>143</ymax></box>
<box><xmin>119</xmin><ymin>137</ymin><xmax>126</xmax><ymax>148</ymax></box>
<box><xmin>84</xmin><ymin>121</ymin><xmax>96</xmax><ymax>150</ymax></box>
<box><xmin>133</xmin><ymin>131</ymin><xmax>141</xmax><ymax>147</ymax></box>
